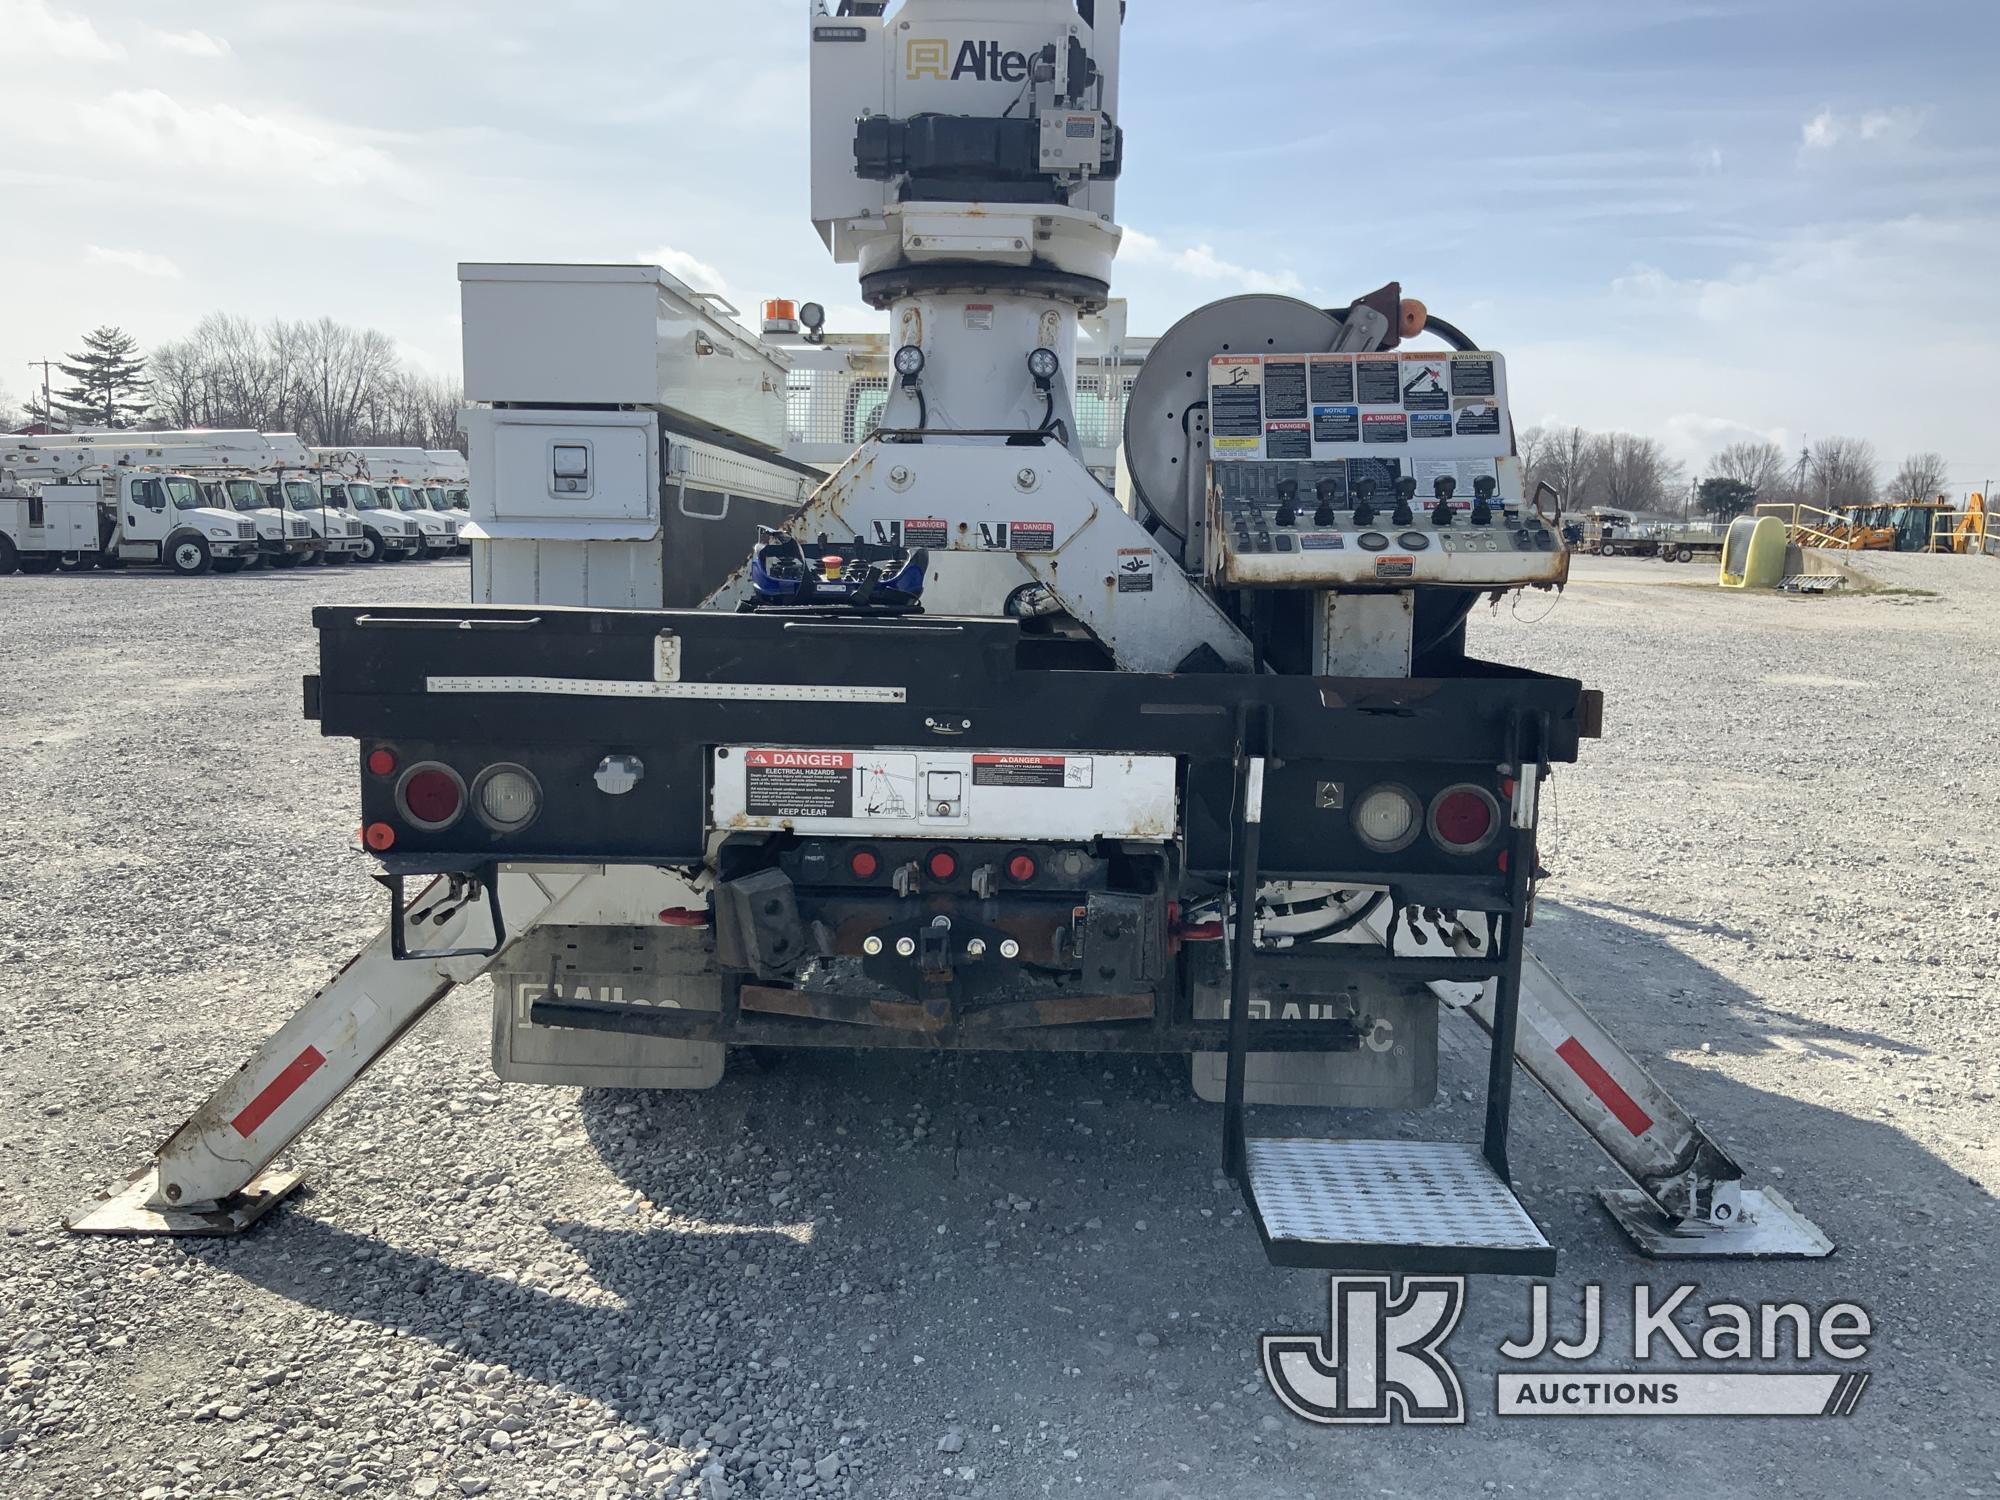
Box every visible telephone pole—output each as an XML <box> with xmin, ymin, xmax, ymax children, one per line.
<box><xmin>26</xmin><ymin>359</ymin><xmax>58</xmax><ymax>431</ymax></box>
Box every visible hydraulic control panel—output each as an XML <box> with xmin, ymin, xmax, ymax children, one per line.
<box><xmin>1204</xmin><ymin>349</ymin><xmax>1566</xmax><ymax>588</ymax></box>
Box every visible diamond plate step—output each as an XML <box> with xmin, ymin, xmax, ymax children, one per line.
<box><xmin>1242</xmin><ymin>1138</ymin><xmax>1556</xmax><ymax>1275</ymax></box>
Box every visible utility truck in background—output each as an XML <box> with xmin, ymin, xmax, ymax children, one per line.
<box><xmin>321</xmin><ymin>447</ymin><xmax>463</xmax><ymax>558</ymax></box>
<box><xmin>0</xmin><ymin>433</ymin><xmax>261</xmax><ymax>575</ymax></box>
<box><xmin>74</xmin><ymin>0</ymin><xmax>1831</xmax><ymax>1277</ymax></box>
<box><xmin>311</xmin><ymin>455</ymin><xmax>427</xmax><ymax>563</ymax></box>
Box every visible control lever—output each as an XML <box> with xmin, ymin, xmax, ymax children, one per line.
<box><xmin>1430</xmin><ymin>475</ymin><xmax>1457</xmax><ymax>527</ymax></box>
<box><xmin>1392</xmin><ymin>476</ymin><xmax>1416</xmax><ymax>528</ymax></box>
<box><xmin>1313</xmin><ymin>477</ymin><xmax>1338</xmax><ymax>528</ymax></box>
<box><xmin>1351</xmin><ymin>477</ymin><xmax>1377</xmax><ymax>526</ymax></box>
<box><xmin>1471</xmin><ymin>475</ymin><xmax>1496</xmax><ymax>526</ymax></box>
<box><xmin>1274</xmin><ymin>478</ymin><xmax>1298</xmax><ymax>529</ymax></box>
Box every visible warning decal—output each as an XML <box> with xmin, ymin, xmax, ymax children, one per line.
<box><xmin>1356</xmin><ymin>356</ymin><xmax>1401</xmax><ymax>405</ymax></box>
<box><xmin>1400</xmin><ymin>357</ymin><xmax>1450</xmax><ymax>412</ymax></box>
<box><xmin>1450</xmin><ymin>355</ymin><xmax>1497</xmax><ymax>398</ymax></box>
<box><xmin>1116</xmin><ymin>547</ymin><xmax>1156</xmax><ymax>592</ymax></box>
<box><xmin>1209</xmin><ymin>356</ymin><xmax>1264</xmax><ymax>445</ymax></box>
<box><xmin>1375</xmin><ymin>556</ymin><xmax>1416</xmax><ymax>580</ymax></box>
<box><xmin>1262</xmin><ymin>360</ymin><xmax>1309</xmax><ymax>420</ymax></box>
<box><xmin>744</xmin><ymin>749</ymin><xmax>854</xmax><ymax>818</ymax></box>
<box><xmin>1265</xmin><ymin>419</ymin><xmax>1311</xmax><ymax>460</ymax></box>
<box><xmin>1410</xmin><ymin>411</ymin><xmax>1453</xmax><ymax>440</ymax></box>
<box><xmin>1362</xmin><ymin>413</ymin><xmax>1409</xmax><ymax>444</ymax></box>
<box><xmin>1011</xmin><ymin>520</ymin><xmax>1055</xmax><ymax>552</ymax></box>
<box><xmin>903</xmin><ymin>517</ymin><xmax>948</xmax><ymax>548</ymax></box>
<box><xmin>1308</xmin><ymin>355</ymin><xmax>1355</xmax><ymax>404</ymax></box>
<box><xmin>972</xmin><ymin>754</ymin><xmax>1094</xmax><ymax>789</ymax></box>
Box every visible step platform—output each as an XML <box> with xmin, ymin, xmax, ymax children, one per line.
<box><xmin>1242</xmin><ymin>1138</ymin><xmax>1556</xmax><ymax>1275</ymax></box>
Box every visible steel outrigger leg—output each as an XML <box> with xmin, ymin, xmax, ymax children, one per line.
<box><xmin>68</xmin><ymin>867</ymin><xmax>594</xmax><ymax>1236</ymax></box>
<box><xmin>1455</xmin><ymin>951</ymin><xmax>1834</xmax><ymax>1259</ymax></box>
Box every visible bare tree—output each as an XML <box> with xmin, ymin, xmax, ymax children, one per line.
<box><xmin>143</xmin><ymin>313</ymin><xmax>464</xmax><ymax>450</ymax></box>
<box><xmin>1889</xmin><ymin>451</ymin><xmax>1949</xmax><ymax>502</ymax></box>
<box><xmin>0</xmin><ymin>381</ymin><xmax>21</xmax><ymax>432</ymax></box>
<box><xmin>1710</xmin><ymin>439</ymin><xmax>1788</xmax><ymax>502</ymax></box>
<box><xmin>1806</xmin><ymin>436</ymin><xmax>1878</xmax><ymax>507</ymax></box>
<box><xmin>292</xmin><ymin>318</ymin><xmax>400</xmax><ymax>447</ymax></box>
<box><xmin>1520</xmin><ymin>424</ymin><xmax>1601</xmax><ymax>507</ymax></box>
<box><xmin>1592</xmin><ymin>432</ymin><xmax>1684</xmax><ymax>514</ymax></box>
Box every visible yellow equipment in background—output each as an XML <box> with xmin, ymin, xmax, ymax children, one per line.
<box><xmin>1930</xmin><ymin>493</ymin><xmax>1989</xmax><ymax>555</ymax></box>
<box><xmin>1720</xmin><ymin>514</ymin><xmax>1786</xmax><ymax>588</ymax></box>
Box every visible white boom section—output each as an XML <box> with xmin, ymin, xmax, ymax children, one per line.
<box><xmin>69</xmin><ymin>869</ymin><xmax>595</xmax><ymax>1234</ymax></box>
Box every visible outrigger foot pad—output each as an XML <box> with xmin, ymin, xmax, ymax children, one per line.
<box><xmin>1599</xmin><ymin>1186</ymin><xmax>1832</xmax><ymax>1260</ymax></box>
<box><xmin>66</xmin><ymin>1167</ymin><xmax>304</xmax><ymax>1238</ymax></box>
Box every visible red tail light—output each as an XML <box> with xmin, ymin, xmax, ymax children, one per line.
<box><xmin>1006</xmin><ymin>852</ymin><xmax>1037</xmax><ymax>882</ymax></box>
<box><xmin>396</xmin><ymin>762</ymin><xmax>465</xmax><ymax>830</ymax></box>
<box><xmin>926</xmin><ymin>849</ymin><xmax>958</xmax><ymax>881</ymax></box>
<box><xmin>1428</xmin><ymin>784</ymin><xmax>1500</xmax><ymax>854</ymax></box>
<box><xmin>366</xmin><ymin>748</ymin><xmax>397</xmax><ymax>776</ymax></box>
<box><xmin>848</xmin><ymin>848</ymin><xmax>880</xmax><ymax>879</ymax></box>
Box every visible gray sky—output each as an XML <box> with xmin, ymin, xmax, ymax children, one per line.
<box><xmin>3</xmin><ymin>0</ymin><xmax>1995</xmax><ymax>491</ymax></box>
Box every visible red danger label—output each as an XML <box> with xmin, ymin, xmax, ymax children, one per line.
<box><xmin>903</xmin><ymin>517</ymin><xmax>948</xmax><ymax>547</ymax></box>
<box><xmin>972</xmin><ymin>754</ymin><xmax>1090</xmax><ymax>789</ymax></box>
<box><xmin>744</xmin><ymin>750</ymin><xmax>853</xmax><ymax>768</ymax></box>
<box><xmin>1012</xmin><ymin>521</ymin><xmax>1055</xmax><ymax>551</ymax></box>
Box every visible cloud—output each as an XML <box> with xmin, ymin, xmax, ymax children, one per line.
<box><xmin>155</xmin><ymin>29</ymin><xmax>231</xmax><ymax>58</ymax></box>
<box><xmin>84</xmin><ymin>245</ymin><xmax>182</xmax><ymax>278</ymax></box>
<box><xmin>1801</xmin><ymin>106</ymin><xmax>1923</xmax><ymax>152</ymax></box>
<box><xmin>638</xmin><ymin>245</ymin><xmax>728</xmax><ymax>294</ymax></box>
<box><xmin>1120</xmin><ymin>228</ymin><xmax>1306</xmax><ymax>296</ymax></box>
<box><xmin>4</xmin><ymin>0</ymin><xmax>120</xmax><ymax>59</ymax></box>
<box><xmin>70</xmin><ymin>90</ymin><xmax>411</xmax><ymax>190</ymax></box>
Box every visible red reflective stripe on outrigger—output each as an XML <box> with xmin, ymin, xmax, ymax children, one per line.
<box><xmin>1554</xmin><ymin>1036</ymin><xmax>1654</xmax><ymax>1136</ymax></box>
<box><xmin>230</xmin><ymin>1046</ymin><xmax>328</xmax><ymax>1138</ymax></box>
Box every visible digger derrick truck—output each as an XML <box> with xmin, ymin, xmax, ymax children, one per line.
<box><xmin>73</xmin><ymin>0</ymin><xmax>1829</xmax><ymax>1273</ymax></box>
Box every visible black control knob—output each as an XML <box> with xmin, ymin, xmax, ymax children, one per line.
<box><xmin>1313</xmin><ymin>476</ymin><xmax>1339</xmax><ymax>528</ymax></box>
<box><xmin>1392</xmin><ymin>476</ymin><xmax>1416</xmax><ymax>528</ymax></box>
<box><xmin>1471</xmin><ymin>474</ymin><xmax>1495</xmax><ymax>526</ymax></box>
<box><xmin>1351</xmin><ymin>477</ymin><xmax>1377</xmax><ymax>526</ymax></box>
<box><xmin>1430</xmin><ymin>475</ymin><xmax>1456</xmax><ymax>527</ymax></box>
<box><xmin>1274</xmin><ymin>478</ymin><xmax>1298</xmax><ymax>529</ymax></box>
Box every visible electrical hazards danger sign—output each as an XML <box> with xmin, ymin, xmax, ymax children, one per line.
<box><xmin>742</xmin><ymin>749</ymin><xmax>854</xmax><ymax>818</ymax></box>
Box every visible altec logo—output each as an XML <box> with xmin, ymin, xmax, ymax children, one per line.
<box><xmin>907</xmin><ymin>37</ymin><xmax>1033</xmax><ymax>82</ymax></box>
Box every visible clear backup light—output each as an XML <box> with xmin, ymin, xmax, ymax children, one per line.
<box><xmin>473</xmin><ymin>764</ymin><xmax>541</xmax><ymax>832</ymax></box>
<box><xmin>1428</xmin><ymin>784</ymin><xmax>1501</xmax><ymax>855</ymax></box>
<box><xmin>1352</xmin><ymin>783</ymin><xmax>1421</xmax><ymax>853</ymax></box>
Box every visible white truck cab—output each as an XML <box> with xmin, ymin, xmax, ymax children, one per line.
<box><xmin>381</xmin><ymin>481</ymin><xmax>459</xmax><ymax>557</ymax></box>
<box><xmin>318</xmin><ymin>478</ymin><xmax>421</xmax><ymax>562</ymax></box>
<box><xmin>269</xmin><ymin>476</ymin><xmax>366</xmax><ymax>563</ymax></box>
<box><xmin>203</xmin><ymin>475</ymin><xmax>320</xmax><ymax>569</ymax></box>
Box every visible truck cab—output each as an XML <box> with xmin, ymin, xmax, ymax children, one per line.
<box><xmin>269</xmin><ymin>477</ymin><xmax>366</xmax><ymax>564</ymax></box>
<box><xmin>204</xmin><ymin>476</ymin><xmax>320</xmax><ymax>570</ymax></box>
<box><xmin>111</xmin><ymin>472</ymin><xmax>261</xmax><ymax>574</ymax></box>
<box><xmin>322</xmin><ymin>480</ymin><xmax>421</xmax><ymax>563</ymax></box>
<box><xmin>419</xmin><ymin>486</ymin><xmax>468</xmax><ymax>552</ymax></box>
<box><xmin>381</xmin><ymin>481</ymin><xmax>458</xmax><ymax>557</ymax></box>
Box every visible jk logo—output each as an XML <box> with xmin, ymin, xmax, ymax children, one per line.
<box><xmin>1262</xmin><ymin>1276</ymin><xmax>1466</xmax><ymax>1425</ymax></box>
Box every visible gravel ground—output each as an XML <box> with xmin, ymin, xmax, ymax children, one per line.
<box><xmin>1</xmin><ymin>552</ymin><xmax>1997</xmax><ymax>1500</ymax></box>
